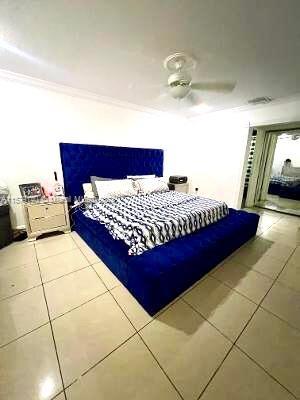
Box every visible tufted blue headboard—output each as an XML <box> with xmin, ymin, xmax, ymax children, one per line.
<box><xmin>59</xmin><ymin>143</ymin><xmax>164</xmax><ymax>201</ymax></box>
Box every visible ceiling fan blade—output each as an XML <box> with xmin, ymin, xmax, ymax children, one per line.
<box><xmin>155</xmin><ymin>89</ymin><xmax>170</xmax><ymax>101</ymax></box>
<box><xmin>190</xmin><ymin>81</ymin><xmax>236</xmax><ymax>93</ymax></box>
<box><xmin>128</xmin><ymin>82</ymin><xmax>163</xmax><ymax>91</ymax></box>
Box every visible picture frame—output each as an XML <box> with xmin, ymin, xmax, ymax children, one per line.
<box><xmin>19</xmin><ymin>183</ymin><xmax>42</xmax><ymax>201</ymax></box>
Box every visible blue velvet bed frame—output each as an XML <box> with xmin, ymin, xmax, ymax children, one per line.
<box><xmin>60</xmin><ymin>143</ymin><xmax>259</xmax><ymax>316</ymax></box>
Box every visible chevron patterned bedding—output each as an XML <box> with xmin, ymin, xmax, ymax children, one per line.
<box><xmin>270</xmin><ymin>175</ymin><xmax>300</xmax><ymax>187</ymax></box>
<box><xmin>83</xmin><ymin>191</ymin><xmax>229</xmax><ymax>255</ymax></box>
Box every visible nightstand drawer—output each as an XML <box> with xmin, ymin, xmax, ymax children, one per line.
<box><xmin>30</xmin><ymin>214</ymin><xmax>66</xmax><ymax>232</ymax></box>
<box><xmin>27</xmin><ymin>203</ymin><xmax>65</xmax><ymax>220</ymax></box>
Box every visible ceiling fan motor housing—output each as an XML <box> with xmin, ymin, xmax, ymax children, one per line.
<box><xmin>168</xmin><ymin>71</ymin><xmax>192</xmax><ymax>99</ymax></box>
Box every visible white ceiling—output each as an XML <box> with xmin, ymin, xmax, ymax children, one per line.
<box><xmin>0</xmin><ymin>0</ymin><xmax>300</xmax><ymax>116</ymax></box>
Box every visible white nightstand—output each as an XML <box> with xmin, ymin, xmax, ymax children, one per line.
<box><xmin>23</xmin><ymin>198</ymin><xmax>70</xmax><ymax>241</ymax></box>
<box><xmin>172</xmin><ymin>183</ymin><xmax>189</xmax><ymax>193</ymax></box>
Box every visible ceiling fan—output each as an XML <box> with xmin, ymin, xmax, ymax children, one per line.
<box><xmin>163</xmin><ymin>52</ymin><xmax>236</xmax><ymax>106</ymax></box>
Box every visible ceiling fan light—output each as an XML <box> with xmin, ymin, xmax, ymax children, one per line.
<box><xmin>191</xmin><ymin>104</ymin><xmax>212</xmax><ymax>113</ymax></box>
<box><xmin>169</xmin><ymin>84</ymin><xmax>191</xmax><ymax>99</ymax></box>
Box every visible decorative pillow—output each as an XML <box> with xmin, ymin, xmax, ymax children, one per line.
<box><xmin>136</xmin><ymin>177</ymin><xmax>169</xmax><ymax>195</ymax></box>
<box><xmin>95</xmin><ymin>179</ymin><xmax>137</xmax><ymax>199</ymax></box>
<box><xmin>82</xmin><ymin>183</ymin><xmax>95</xmax><ymax>199</ymax></box>
<box><xmin>90</xmin><ymin>176</ymin><xmax>113</xmax><ymax>196</ymax></box>
<box><xmin>127</xmin><ymin>174</ymin><xmax>155</xmax><ymax>180</ymax></box>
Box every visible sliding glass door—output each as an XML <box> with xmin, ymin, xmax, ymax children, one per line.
<box><xmin>243</xmin><ymin>127</ymin><xmax>300</xmax><ymax>216</ymax></box>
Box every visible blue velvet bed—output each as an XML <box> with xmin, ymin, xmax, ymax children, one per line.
<box><xmin>60</xmin><ymin>143</ymin><xmax>259</xmax><ymax>315</ymax></box>
<box><xmin>268</xmin><ymin>177</ymin><xmax>300</xmax><ymax>200</ymax></box>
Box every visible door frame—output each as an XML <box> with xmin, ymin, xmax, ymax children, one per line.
<box><xmin>240</xmin><ymin>120</ymin><xmax>300</xmax><ymax>209</ymax></box>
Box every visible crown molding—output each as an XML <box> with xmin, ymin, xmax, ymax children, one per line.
<box><xmin>0</xmin><ymin>68</ymin><xmax>176</xmax><ymax>118</ymax></box>
<box><xmin>4</xmin><ymin>68</ymin><xmax>299</xmax><ymax>122</ymax></box>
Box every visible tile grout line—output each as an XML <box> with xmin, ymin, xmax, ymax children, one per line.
<box><xmin>209</xmin><ymin>273</ymin><xmax>268</xmax><ymax>305</ymax></box>
<box><xmin>208</xmin><ymin>245</ymin><xmax>297</xmax><ymax>306</ymax></box>
<box><xmin>179</xmin><ymin>296</ymin><xmax>240</xmax><ymax>398</ymax></box>
<box><xmin>59</xmin><ymin>378</ymin><xmax>78</xmax><ymax>393</ymax></box>
<box><xmin>51</xmin><ymin>389</ymin><xmax>66</xmax><ymax>400</ymax></box>
<box><xmin>0</xmin><ymin>321</ymin><xmax>50</xmax><ymax>350</ymax></box>
<box><xmin>41</xmin><ymin>263</ymin><xmax>91</xmax><ymax>285</ymax></box>
<box><xmin>36</xmin><ymin>244</ymin><xmax>78</xmax><ymax>262</ymax></box>
<box><xmin>270</xmin><ymin>277</ymin><xmax>300</xmax><ymax>295</ymax></box>
<box><xmin>91</xmin><ymin>263</ymin><xmax>185</xmax><ymax>400</ymax></box>
<box><xmin>254</xmin><ymin>213</ymin><xmax>298</xmax><ymax>240</ymax></box>
<box><xmin>68</xmin><ymin>239</ymin><xmax>137</xmax><ymax>380</ymax></box>
<box><xmin>0</xmin><ymin>237</ymin><xmax>85</xmax><ymax>350</ymax></box>
<box><xmin>91</xmin><ymin>262</ymin><xmax>181</xmax><ymax>332</ymax></box>
<box><xmin>183</xmin><ymin>267</ymin><xmax>300</xmax><ymax>337</ymax></box>
<box><xmin>133</xmin><ymin>231</ymin><xmax>297</xmax><ymax>400</ymax></box>
<box><xmin>196</xmin><ymin>244</ymin><xmax>298</xmax><ymax>400</ymax></box>
<box><xmin>33</xmin><ymin>243</ymin><xmax>68</xmax><ymax>400</ymax></box>
<box><xmin>181</xmin><ymin>297</ymin><xmax>236</xmax><ymax>344</ymax></box>
<box><xmin>37</xmin><ymin>234</ymin><xmax>118</xmax><ymax>399</ymax></box>
<box><xmin>0</xmin><ymin>260</ymin><xmax>36</xmax><ymax>274</ymax></box>
<box><xmin>69</xmin><ymin>234</ymin><xmax>100</xmax><ymax>266</ymax></box>
<box><xmin>241</xmin><ymin>240</ymin><xmax>293</xmax><ymax>269</ymax></box>
<box><xmin>88</xmin><ymin>227</ymin><xmax>299</xmax><ymax>399</ymax></box>
<box><xmin>255</xmin><ymin>205</ymin><xmax>299</xmax><ymax>219</ymax></box>
<box><xmin>75</xmin><ymin>228</ymin><xmax>298</xmax><ymax>365</ymax></box>
<box><xmin>276</xmin><ymin>254</ymin><xmax>298</xmax><ymax>284</ymax></box>
<box><xmin>233</xmin><ymin>346</ymin><xmax>298</xmax><ymax>399</ymax></box>
<box><xmin>71</xmin><ymin>229</ymin><xmax>299</xmax><ymax>398</ymax></box>
<box><xmin>176</xmin><ymin>298</ymin><xmax>237</xmax><ymax>400</ymax></box>
<box><xmin>0</xmin><ymin>243</ymin><xmax>109</xmax><ymax>347</ymax></box>
<box><xmin>0</xmin><ymin>237</ymin><xmax>91</xmax><ymax>303</ymax></box>
<box><xmin>1</xmin><ymin>222</ymin><xmax>297</xmax><ymax>396</ymax></box>
<box><xmin>38</xmin><ymin>234</ymin><xmax>94</xmax><ymax>285</ymax></box>
<box><xmin>77</xmin><ymin>227</ymin><xmax>299</xmax><ymax>399</ymax></box>
<box><xmin>109</xmin><ymin>291</ymin><xmax>185</xmax><ymax>400</ymax></box>
<box><xmin>259</xmin><ymin>305</ymin><xmax>300</xmax><ymax>334</ymax></box>
<box><xmin>0</xmin><ymin>237</ymin><xmax>93</xmax><ymax>304</ymax></box>
<box><xmin>51</xmin><ymin>256</ymin><xmax>139</xmax><ymax>395</ymax></box>
<box><xmin>254</xmin><ymin>216</ymin><xmax>281</xmax><ymax>237</ymax></box>
<box><xmin>50</xmin><ymin>289</ymin><xmax>109</xmax><ymax>323</ymax></box>
<box><xmin>183</xmin><ymin>299</ymin><xmax>298</xmax><ymax>400</ymax></box>
<box><xmin>137</xmin><ymin>333</ymin><xmax>185</xmax><ymax>400</ymax></box>
<box><xmin>0</xmin><ymin>283</ymin><xmax>43</xmax><ymax>303</ymax></box>
<box><xmin>80</xmin><ymin>332</ymin><xmax>138</xmax><ymax>378</ymax></box>
<box><xmin>55</xmin><ymin>258</ymin><xmax>142</xmax><ymax>394</ymax></box>
<box><xmin>0</xmin><ymin>252</ymin><xmax>108</xmax><ymax>348</ymax></box>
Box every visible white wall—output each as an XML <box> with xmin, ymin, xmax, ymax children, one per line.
<box><xmin>245</xmin><ymin>98</ymin><xmax>300</xmax><ymax>127</ymax></box>
<box><xmin>186</xmin><ymin>115</ymin><xmax>250</xmax><ymax>207</ymax></box>
<box><xmin>2</xmin><ymin>75</ymin><xmax>300</xmax><ymax>229</ymax></box>
<box><xmin>272</xmin><ymin>136</ymin><xmax>300</xmax><ymax>175</ymax></box>
<box><xmin>188</xmin><ymin>97</ymin><xmax>300</xmax><ymax>208</ymax></box>
<box><xmin>0</xmin><ymin>78</ymin><xmax>187</xmax><ymax>228</ymax></box>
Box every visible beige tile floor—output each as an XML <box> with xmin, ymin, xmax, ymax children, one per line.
<box><xmin>0</xmin><ymin>209</ymin><xmax>299</xmax><ymax>400</ymax></box>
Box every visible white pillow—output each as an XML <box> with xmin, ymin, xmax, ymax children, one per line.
<box><xmin>95</xmin><ymin>179</ymin><xmax>137</xmax><ymax>199</ymax></box>
<box><xmin>137</xmin><ymin>177</ymin><xmax>169</xmax><ymax>195</ymax></box>
<box><xmin>127</xmin><ymin>174</ymin><xmax>155</xmax><ymax>180</ymax></box>
<box><xmin>82</xmin><ymin>183</ymin><xmax>95</xmax><ymax>199</ymax></box>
